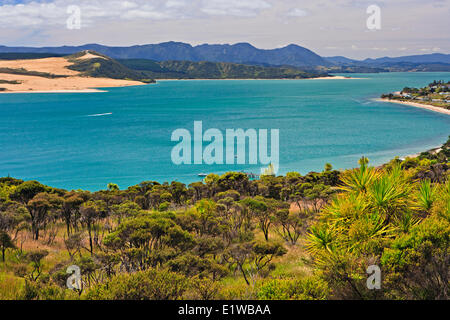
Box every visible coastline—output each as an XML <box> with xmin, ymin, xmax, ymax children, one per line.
<box><xmin>0</xmin><ymin>80</ymin><xmax>147</xmax><ymax>94</ymax></box>
<box><xmin>0</xmin><ymin>89</ymin><xmax>106</xmax><ymax>94</ymax></box>
<box><xmin>402</xmin><ymin>146</ymin><xmax>443</xmax><ymax>159</ymax></box>
<box><xmin>377</xmin><ymin>98</ymin><xmax>450</xmax><ymax>116</ymax></box>
<box><xmin>0</xmin><ymin>76</ymin><xmax>360</xmax><ymax>93</ymax></box>
<box><xmin>309</xmin><ymin>76</ymin><xmax>364</xmax><ymax>80</ymax></box>
<box><xmin>0</xmin><ymin>54</ymin><xmax>148</xmax><ymax>94</ymax></box>
<box><xmin>155</xmin><ymin>75</ymin><xmax>362</xmax><ymax>81</ymax></box>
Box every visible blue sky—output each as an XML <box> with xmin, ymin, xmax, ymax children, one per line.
<box><xmin>0</xmin><ymin>0</ymin><xmax>449</xmax><ymax>59</ymax></box>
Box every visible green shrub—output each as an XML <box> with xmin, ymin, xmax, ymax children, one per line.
<box><xmin>18</xmin><ymin>280</ymin><xmax>79</xmax><ymax>300</ymax></box>
<box><xmin>256</xmin><ymin>277</ymin><xmax>329</xmax><ymax>300</ymax></box>
<box><xmin>84</xmin><ymin>268</ymin><xmax>189</xmax><ymax>300</ymax></box>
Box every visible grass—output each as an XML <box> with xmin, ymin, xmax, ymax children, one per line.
<box><xmin>270</xmin><ymin>243</ymin><xmax>312</xmax><ymax>278</ymax></box>
<box><xmin>0</xmin><ymin>272</ymin><xmax>24</xmax><ymax>300</ymax></box>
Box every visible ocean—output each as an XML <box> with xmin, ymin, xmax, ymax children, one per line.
<box><xmin>0</xmin><ymin>72</ymin><xmax>449</xmax><ymax>191</ymax></box>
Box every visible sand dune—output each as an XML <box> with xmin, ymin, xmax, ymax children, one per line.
<box><xmin>0</xmin><ymin>73</ymin><xmax>143</xmax><ymax>92</ymax></box>
<box><xmin>0</xmin><ymin>51</ymin><xmax>145</xmax><ymax>93</ymax></box>
<box><xmin>0</xmin><ymin>57</ymin><xmax>78</xmax><ymax>76</ymax></box>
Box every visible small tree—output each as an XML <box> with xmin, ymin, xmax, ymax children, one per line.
<box><xmin>241</xmin><ymin>197</ymin><xmax>269</xmax><ymax>241</ymax></box>
<box><xmin>226</xmin><ymin>241</ymin><xmax>286</xmax><ymax>286</ymax></box>
<box><xmin>0</xmin><ymin>231</ymin><xmax>15</xmax><ymax>262</ymax></box>
<box><xmin>10</xmin><ymin>181</ymin><xmax>47</xmax><ymax>204</ymax></box>
<box><xmin>107</xmin><ymin>183</ymin><xmax>120</xmax><ymax>192</ymax></box>
<box><xmin>26</xmin><ymin>250</ymin><xmax>49</xmax><ymax>281</ymax></box>
<box><xmin>80</xmin><ymin>200</ymin><xmax>106</xmax><ymax>255</ymax></box>
<box><xmin>27</xmin><ymin>193</ymin><xmax>63</xmax><ymax>240</ymax></box>
<box><xmin>275</xmin><ymin>209</ymin><xmax>305</xmax><ymax>245</ymax></box>
<box><xmin>324</xmin><ymin>163</ymin><xmax>333</xmax><ymax>172</ymax></box>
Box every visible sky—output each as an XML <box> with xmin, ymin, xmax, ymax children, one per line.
<box><xmin>0</xmin><ymin>0</ymin><xmax>449</xmax><ymax>59</ymax></box>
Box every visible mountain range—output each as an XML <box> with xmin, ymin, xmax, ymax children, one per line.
<box><xmin>325</xmin><ymin>53</ymin><xmax>450</xmax><ymax>66</ymax></box>
<box><xmin>0</xmin><ymin>42</ymin><xmax>329</xmax><ymax>67</ymax></box>
<box><xmin>0</xmin><ymin>42</ymin><xmax>449</xmax><ymax>71</ymax></box>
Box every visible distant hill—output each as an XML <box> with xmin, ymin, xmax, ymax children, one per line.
<box><xmin>363</xmin><ymin>53</ymin><xmax>450</xmax><ymax>65</ymax></box>
<box><xmin>324</xmin><ymin>53</ymin><xmax>450</xmax><ymax>72</ymax></box>
<box><xmin>1</xmin><ymin>43</ymin><xmax>449</xmax><ymax>72</ymax></box>
<box><xmin>325</xmin><ymin>53</ymin><xmax>450</xmax><ymax>66</ymax></box>
<box><xmin>66</xmin><ymin>51</ymin><xmax>154</xmax><ymax>83</ymax></box>
<box><xmin>0</xmin><ymin>42</ymin><xmax>331</xmax><ymax>68</ymax></box>
<box><xmin>119</xmin><ymin>59</ymin><xmax>326</xmax><ymax>79</ymax></box>
<box><xmin>324</xmin><ymin>56</ymin><xmax>359</xmax><ymax>65</ymax></box>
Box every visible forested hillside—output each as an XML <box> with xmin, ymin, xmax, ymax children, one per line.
<box><xmin>66</xmin><ymin>51</ymin><xmax>155</xmax><ymax>83</ymax></box>
<box><xmin>0</xmin><ymin>42</ymin><xmax>331</xmax><ymax>68</ymax></box>
<box><xmin>119</xmin><ymin>59</ymin><xmax>326</xmax><ymax>79</ymax></box>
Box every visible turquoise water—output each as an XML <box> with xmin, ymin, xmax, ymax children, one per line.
<box><xmin>0</xmin><ymin>72</ymin><xmax>449</xmax><ymax>191</ymax></box>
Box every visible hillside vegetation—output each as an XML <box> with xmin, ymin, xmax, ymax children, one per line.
<box><xmin>119</xmin><ymin>59</ymin><xmax>327</xmax><ymax>79</ymax></box>
<box><xmin>0</xmin><ymin>42</ymin><xmax>330</xmax><ymax>67</ymax></box>
<box><xmin>67</xmin><ymin>51</ymin><xmax>155</xmax><ymax>83</ymax></box>
<box><xmin>2</xmin><ymin>42</ymin><xmax>450</xmax><ymax>72</ymax></box>
<box><xmin>0</xmin><ymin>137</ymin><xmax>449</xmax><ymax>300</ymax></box>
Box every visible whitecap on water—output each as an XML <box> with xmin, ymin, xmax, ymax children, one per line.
<box><xmin>87</xmin><ymin>113</ymin><xmax>112</xmax><ymax>117</ymax></box>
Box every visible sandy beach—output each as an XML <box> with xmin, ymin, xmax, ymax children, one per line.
<box><xmin>0</xmin><ymin>53</ymin><xmax>146</xmax><ymax>93</ymax></box>
<box><xmin>0</xmin><ymin>89</ymin><xmax>106</xmax><ymax>94</ymax></box>
<box><xmin>309</xmin><ymin>76</ymin><xmax>364</xmax><ymax>80</ymax></box>
<box><xmin>156</xmin><ymin>75</ymin><xmax>362</xmax><ymax>81</ymax></box>
<box><xmin>377</xmin><ymin>98</ymin><xmax>450</xmax><ymax>116</ymax></box>
<box><xmin>0</xmin><ymin>73</ymin><xmax>144</xmax><ymax>93</ymax></box>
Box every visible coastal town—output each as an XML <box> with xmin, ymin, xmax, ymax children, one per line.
<box><xmin>381</xmin><ymin>80</ymin><xmax>450</xmax><ymax>112</ymax></box>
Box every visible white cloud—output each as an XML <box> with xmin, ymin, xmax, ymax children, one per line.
<box><xmin>0</xmin><ymin>0</ymin><xmax>448</xmax><ymax>59</ymax></box>
<box><xmin>0</xmin><ymin>0</ymin><xmax>273</xmax><ymax>28</ymax></box>
<box><xmin>201</xmin><ymin>0</ymin><xmax>272</xmax><ymax>17</ymax></box>
<box><xmin>287</xmin><ymin>8</ymin><xmax>309</xmax><ymax>17</ymax></box>
<box><xmin>165</xmin><ymin>0</ymin><xmax>187</xmax><ymax>9</ymax></box>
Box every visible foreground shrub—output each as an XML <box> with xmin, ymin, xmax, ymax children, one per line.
<box><xmin>18</xmin><ymin>280</ymin><xmax>79</xmax><ymax>300</ymax></box>
<box><xmin>382</xmin><ymin>216</ymin><xmax>450</xmax><ymax>300</ymax></box>
<box><xmin>84</xmin><ymin>268</ymin><xmax>189</xmax><ymax>300</ymax></box>
<box><xmin>256</xmin><ymin>277</ymin><xmax>329</xmax><ymax>300</ymax></box>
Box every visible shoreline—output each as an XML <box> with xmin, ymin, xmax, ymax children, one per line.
<box><xmin>0</xmin><ymin>54</ymin><xmax>149</xmax><ymax>94</ymax></box>
<box><xmin>0</xmin><ymin>82</ymin><xmax>148</xmax><ymax>94</ymax></box>
<box><xmin>0</xmin><ymin>76</ymin><xmax>362</xmax><ymax>94</ymax></box>
<box><xmin>7</xmin><ymin>141</ymin><xmax>446</xmax><ymax>192</ymax></box>
<box><xmin>376</xmin><ymin>98</ymin><xmax>450</xmax><ymax>116</ymax></box>
<box><xmin>402</xmin><ymin>146</ymin><xmax>442</xmax><ymax>159</ymax></box>
<box><xmin>155</xmin><ymin>76</ymin><xmax>363</xmax><ymax>81</ymax></box>
<box><xmin>0</xmin><ymin>88</ymin><xmax>106</xmax><ymax>94</ymax></box>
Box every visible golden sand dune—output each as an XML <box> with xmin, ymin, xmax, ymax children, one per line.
<box><xmin>0</xmin><ymin>51</ymin><xmax>145</xmax><ymax>93</ymax></box>
<box><xmin>0</xmin><ymin>57</ymin><xmax>78</xmax><ymax>76</ymax></box>
<box><xmin>0</xmin><ymin>73</ymin><xmax>144</xmax><ymax>93</ymax></box>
